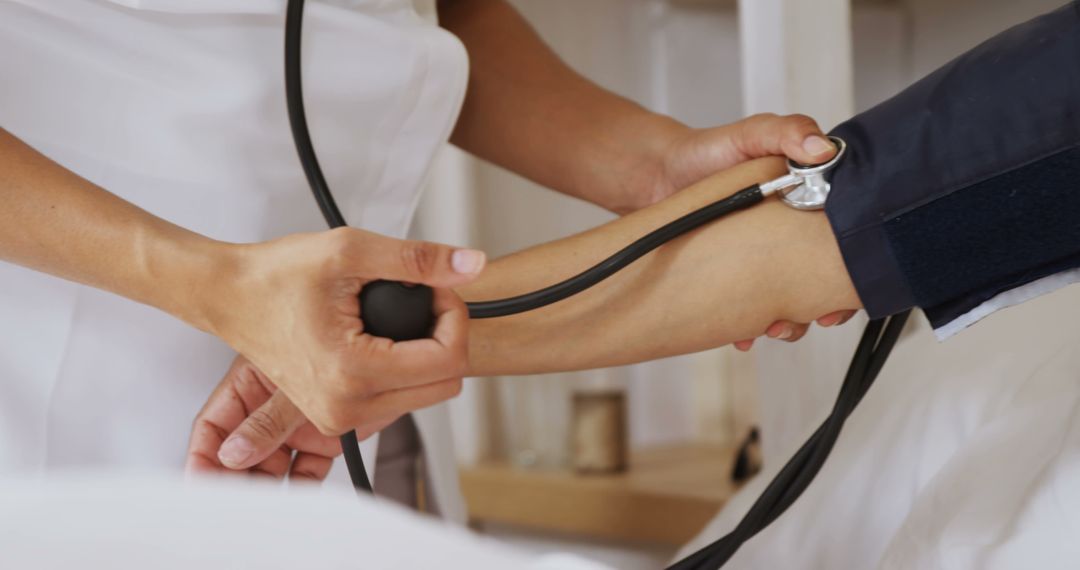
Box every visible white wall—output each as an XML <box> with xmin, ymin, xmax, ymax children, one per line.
<box><xmin>439</xmin><ymin>0</ymin><xmax>753</xmax><ymax>470</ymax></box>
<box><xmin>421</xmin><ymin>0</ymin><xmax>922</xmax><ymax>469</ymax></box>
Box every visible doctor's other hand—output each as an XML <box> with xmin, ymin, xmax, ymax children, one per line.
<box><xmin>186</xmin><ymin>355</ymin><xmax>337</xmax><ymax>479</ymax></box>
<box><xmin>643</xmin><ymin>112</ymin><xmax>839</xmax><ymax>209</ymax></box>
<box><xmin>644</xmin><ymin>112</ymin><xmax>852</xmax><ymax>350</ymax></box>
<box><xmin>185</xmin><ymin>355</ymin><xmax>411</xmax><ymax>477</ymax></box>
<box><xmin>202</xmin><ymin>227</ymin><xmax>482</xmax><ymax>445</ymax></box>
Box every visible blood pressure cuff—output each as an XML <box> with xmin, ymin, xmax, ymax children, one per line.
<box><xmin>825</xmin><ymin>1</ymin><xmax>1080</xmax><ymax>338</ymax></box>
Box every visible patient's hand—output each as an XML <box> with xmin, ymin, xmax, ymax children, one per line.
<box><xmin>654</xmin><ymin>113</ymin><xmax>856</xmax><ymax>351</ymax></box>
<box><xmin>732</xmin><ymin>310</ymin><xmax>857</xmax><ymax>351</ymax></box>
<box><xmin>185</xmin><ymin>355</ymin><xmax>397</xmax><ymax>480</ymax></box>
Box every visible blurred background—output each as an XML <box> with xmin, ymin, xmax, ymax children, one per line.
<box><xmin>410</xmin><ymin>0</ymin><xmax>1066</xmax><ymax>567</ymax></box>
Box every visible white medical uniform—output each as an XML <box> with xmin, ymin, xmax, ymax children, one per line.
<box><xmin>0</xmin><ymin>0</ymin><xmax>468</xmax><ymax>521</ymax></box>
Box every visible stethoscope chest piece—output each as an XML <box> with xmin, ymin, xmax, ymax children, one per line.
<box><xmin>779</xmin><ymin>135</ymin><xmax>847</xmax><ymax>210</ymax></box>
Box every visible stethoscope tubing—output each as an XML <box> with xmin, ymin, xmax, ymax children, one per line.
<box><xmin>284</xmin><ymin>1</ymin><xmax>907</xmax><ymax>568</ymax></box>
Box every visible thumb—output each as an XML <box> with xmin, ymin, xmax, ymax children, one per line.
<box><xmin>772</xmin><ymin>116</ymin><xmax>836</xmax><ymax>166</ymax></box>
<box><xmin>356</xmin><ymin>232</ymin><xmax>487</xmax><ymax>289</ymax></box>
<box><xmin>738</xmin><ymin>113</ymin><xmax>837</xmax><ymax>166</ymax></box>
<box><xmin>217</xmin><ymin>391</ymin><xmax>308</xmax><ymax>470</ymax></box>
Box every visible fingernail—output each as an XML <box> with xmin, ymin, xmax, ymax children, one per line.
<box><xmin>451</xmin><ymin>249</ymin><xmax>486</xmax><ymax>275</ymax></box>
<box><xmin>765</xmin><ymin>323</ymin><xmax>786</xmax><ymax>339</ymax></box>
<box><xmin>776</xmin><ymin>326</ymin><xmax>793</xmax><ymax>340</ymax></box>
<box><xmin>802</xmin><ymin>135</ymin><xmax>835</xmax><ymax>157</ymax></box>
<box><xmin>819</xmin><ymin>314</ymin><xmax>840</xmax><ymax>327</ymax></box>
<box><xmin>218</xmin><ymin>435</ymin><xmax>255</xmax><ymax>468</ymax></box>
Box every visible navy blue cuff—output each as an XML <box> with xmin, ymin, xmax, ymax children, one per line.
<box><xmin>826</xmin><ymin>203</ymin><xmax>914</xmax><ymax>320</ymax></box>
<box><xmin>823</xmin><ymin>1</ymin><xmax>1080</xmax><ymax>322</ymax></box>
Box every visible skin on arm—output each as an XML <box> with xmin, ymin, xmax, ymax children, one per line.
<box><xmin>439</xmin><ymin>0</ymin><xmax>851</xmax><ymax>344</ymax></box>
<box><xmin>0</xmin><ymin>128</ymin><xmax>483</xmax><ymax>442</ymax></box>
<box><xmin>463</xmin><ymin>156</ymin><xmax>861</xmax><ymax>375</ymax></box>
<box><xmin>438</xmin><ymin>0</ymin><xmax>840</xmax><ymax>215</ymax></box>
<box><xmin>184</xmin><ymin>2</ymin><xmax>853</xmax><ymax>472</ymax></box>
<box><xmin>439</xmin><ymin>0</ymin><xmax>683</xmax><ymax>214</ymax></box>
<box><xmin>0</xmin><ymin>128</ymin><xmax>230</xmax><ymax>327</ymax></box>
<box><xmin>187</xmin><ymin>156</ymin><xmax>862</xmax><ymax>475</ymax></box>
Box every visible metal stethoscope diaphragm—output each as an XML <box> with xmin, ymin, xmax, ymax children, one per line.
<box><xmin>759</xmin><ymin>135</ymin><xmax>848</xmax><ymax>210</ymax></box>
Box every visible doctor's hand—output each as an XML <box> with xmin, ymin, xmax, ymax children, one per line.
<box><xmin>645</xmin><ymin>113</ymin><xmax>856</xmax><ymax>350</ymax></box>
<box><xmin>648</xmin><ymin>113</ymin><xmax>839</xmax><ymax>206</ymax></box>
<box><xmin>187</xmin><ymin>355</ymin><xmax>338</xmax><ymax>479</ymax></box>
<box><xmin>203</xmin><ymin>227</ymin><xmax>482</xmax><ymax>451</ymax></box>
<box><xmin>185</xmin><ymin>355</ymin><xmax>405</xmax><ymax>477</ymax></box>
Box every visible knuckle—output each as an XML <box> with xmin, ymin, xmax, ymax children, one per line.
<box><xmin>246</xmin><ymin>408</ymin><xmax>286</xmax><ymax>441</ymax></box>
<box><xmin>785</xmin><ymin>113</ymin><xmax>819</xmax><ymax>132</ymax></box>
<box><xmin>321</xmin><ymin>227</ymin><xmax>356</xmax><ymax>271</ymax></box>
<box><xmin>399</xmin><ymin>240</ymin><xmax>440</xmax><ymax>280</ymax></box>
<box><xmin>233</xmin><ymin>367</ymin><xmax>265</xmax><ymax>394</ymax></box>
<box><xmin>325</xmin><ymin>226</ymin><xmax>354</xmax><ymax>250</ymax></box>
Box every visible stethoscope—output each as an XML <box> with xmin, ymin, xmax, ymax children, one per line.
<box><xmin>284</xmin><ymin>1</ymin><xmax>908</xmax><ymax>568</ymax></box>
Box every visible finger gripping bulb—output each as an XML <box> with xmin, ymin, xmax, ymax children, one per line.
<box><xmin>359</xmin><ymin>280</ymin><xmax>435</xmax><ymax>342</ymax></box>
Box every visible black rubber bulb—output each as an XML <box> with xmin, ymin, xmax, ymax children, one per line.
<box><xmin>359</xmin><ymin>280</ymin><xmax>435</xmax><ymax>341</ymax></box>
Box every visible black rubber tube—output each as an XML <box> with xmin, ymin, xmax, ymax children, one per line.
<box><xmin>285</xmin><ymin>0</ymin><xmax>374</xmax><ymax>494</ymax></box>
<box><xmin>285</xmin><ymin>0</ymin><xmax>345</xmax><ymax>230</ymax></box>
<box><xmin>286</xmin><ymin>0</ymin><xmax>763</xmax><ymax>497</ymax></box>
<box><xmin>671</xmin><ymin>311</ymin><xmax>911</xmax><ymax>570</ymax></box>
<box><xmin>285</xmin><ymin>3</ymin><xmax>910</xmax><ymax>568</ymax></box>
<box><xmin>668</xmin><ymin>320</ymin><xmax>884</xmax><ymax>570</ymax></box>
<box><xmin>466</xmin><ymin>186</ymin><xmax>764</xmax><ymax>319</ymax></box>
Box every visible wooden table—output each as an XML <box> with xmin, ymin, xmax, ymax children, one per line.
<box><xmin>459</xmin><ymin>443</ymin><xmax>739</xmax><ymax>546</ymax></box>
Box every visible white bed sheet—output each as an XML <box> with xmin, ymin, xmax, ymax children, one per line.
<box><xmin>678</xmin><ymin>285</ymin><xmax>1080</xmax><ymax>569</ymax></box>
<box><xmin>0</xmin><ymin>473</ymin><xmax>612</xmax><ymax>570</ymax></box>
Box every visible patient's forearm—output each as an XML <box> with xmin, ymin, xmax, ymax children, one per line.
<box><xmin>463</xmin><ymin>157</ymin><xmax>860</xmax><ymax>376</ymax></box>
